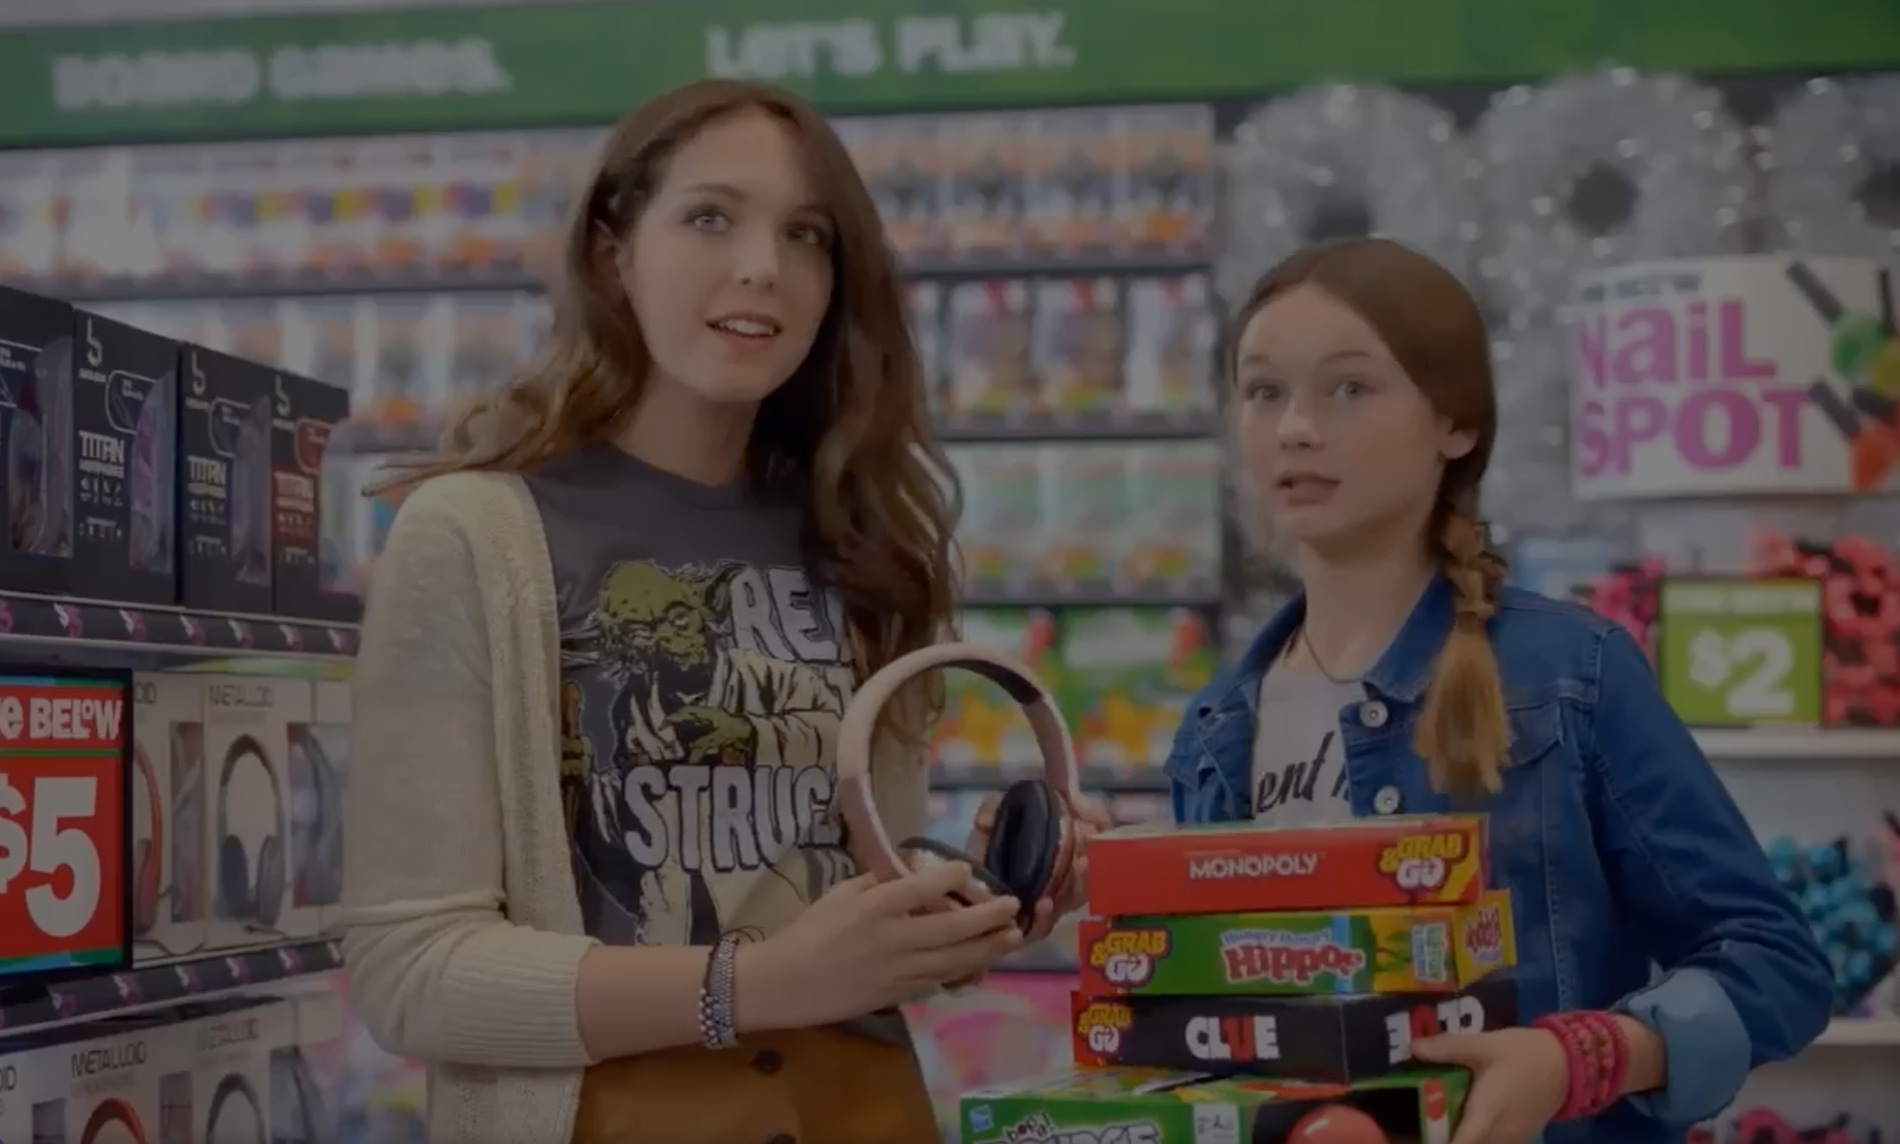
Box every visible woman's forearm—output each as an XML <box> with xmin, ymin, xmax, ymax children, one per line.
<box><xmin>574</xmin><ymin>940</ymin><xmax>810</xmax><ymax>1059</ymax></box>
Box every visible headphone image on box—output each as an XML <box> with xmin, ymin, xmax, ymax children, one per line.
<box><xmin>126</xmin><ymin>367</ymin><xmax>175</xmax><ymax>574</ymax></box>
<box><xmin>271</xmin><ymin>1047</ymin><xmax>331</xmax><ymax>1144</ymax></box>
<box><xmin>293</xmin><ymin>731</ymin><xmax>344</xmax><ymax>906</ymax></box>
<box><xmin>835</xmin><ymin>643</ymin><xmax>1082</xmax><ymax>930</ymax></box>
<box><xmin>206</xmin><ymin>1072</ymin><xmax>266</xmax><ymax>1144</ymax></box>
<box><xmin>216</xmin><ymin>734</ymin><xmax>286</xmax><ymax>930</ymax></box>
<box><xmin>229</xmin><ymin>400</ymin><xmax>272</xmax><ymax>587</ymax></box>
<box><xmin>79</xmin><ymin>1095</ymin><xmax>149</xmax><ymax>1144</ymax></box>
<box><xmin>8</xmin><ymin>333</ymin><xmax>73</xmax><ymax>556</ymax></box>
<box><xmin>133</xmin><ymin>742</ymin><xmax>163</xmax><ymax>937</ymax></box>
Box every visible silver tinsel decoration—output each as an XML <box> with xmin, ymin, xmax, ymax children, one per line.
<box><xmin>1476</xmin><ymin>68</ymin><xmax>1757</xmax><ymax>317</ymax></box>
<box><xmin>1216</xmin><ymin>84</ymin><xmax>1484</xmax><ymax>305</ymax></box>
<box><xmin>1760</xmin><ymin>75</ymin><xmax>1900</xmax><ymax>259</ymax></box>
<box><xmin>1482</xmin><ymin>331</ymin><xmax>1581</xmax><ymax>532</ymax></box>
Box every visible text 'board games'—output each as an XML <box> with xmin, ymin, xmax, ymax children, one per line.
<box><xmin>1078</xmin><ymin>890</ymin><xmax>1516</xmax><ymax>998</ymax></box>
<box><xmin>1086</xmin><ymin>817</ymin><xmax>1489</xmax><ymax>916</ymax></box>
<box><xmin>0</xmin><ymin>673</ymin><xmax>133</xmax><ymax>983</ymax></box>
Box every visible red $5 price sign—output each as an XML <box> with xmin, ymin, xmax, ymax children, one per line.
<box><xmin>0</xmin><ymin>677</ymin><xmax>130</xmax><ymax>978</ymax></box>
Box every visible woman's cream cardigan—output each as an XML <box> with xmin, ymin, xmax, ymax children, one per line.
<box><xmin>341</xmin><ymin>472</ymin><xmax>929</xmax><ymax>1144</ymax></box>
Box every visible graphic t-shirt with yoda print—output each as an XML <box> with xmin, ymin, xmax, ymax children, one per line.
<box><xmin>526</xmin><ymin>444</ymin><xmax>869</xmax><ymax>962</ymax></box>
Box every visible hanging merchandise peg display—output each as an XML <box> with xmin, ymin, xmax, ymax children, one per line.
<box><xmin>1476</xmin><ymin>68</ymin><xmax>1757</xmax><ymax>319</ymax></box>
<box><xmin>1216</xmin><ymin>84</ymin><xmax>1484</xmax><ymax>306</ymax></box>
<box><xmin>0</xmin><ymin>669</ymin><xmax>133</xmax><ymax>989</ymax></box>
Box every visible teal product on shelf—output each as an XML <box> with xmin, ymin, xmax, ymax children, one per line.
<box><xmin>1036</xmin><ymin>442</ymin><xmax>1130</xmax><ymax>589</ymax></box>
<box><xmin>1122</xmin><ymin>441</ymin><xmax>1222</xmax><ymax>593</ymax></box>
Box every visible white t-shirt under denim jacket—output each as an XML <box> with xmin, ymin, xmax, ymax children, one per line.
<box><xmin>1249</xmin><ymin>657</ymin><xmax>1363</xmax><ymax>825</ymax></box>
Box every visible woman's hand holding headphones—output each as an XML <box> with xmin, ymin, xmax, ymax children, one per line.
<box><xmin>968</xmin><ymin>790</ymin><xmax>1112</xmax><ymax>942</ymax></box>
<box><xmin>742</xmin><ymin>861</ymin><xmax>1024</xmax><ymax>1028</ymax></box>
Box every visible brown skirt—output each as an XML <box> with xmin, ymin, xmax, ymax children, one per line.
<box><xmin>570</xmin><ymin>1024</ymin><xmax>943</xmax><ymax>1144</ymax></box>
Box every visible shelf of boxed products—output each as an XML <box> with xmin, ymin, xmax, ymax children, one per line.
<box><xmin>1694</xmin><ymin>727</ymin><xmax>1900</xmax><ymax>762</ymax></box>
<box><xmin>0</xmin><ymin>594</ymin><xmax>358</xmax><ymax>666</ymax></box>
<box><xmin>0</xmin><ymin>939</ymin><xmax>341</xmax><ymax>1038</ymax></box>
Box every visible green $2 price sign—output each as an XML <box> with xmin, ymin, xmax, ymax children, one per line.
<box><xmin>1658</xmin><ymin>578</ymin><xmax>1823</xmax><ymax>726</ymax></box>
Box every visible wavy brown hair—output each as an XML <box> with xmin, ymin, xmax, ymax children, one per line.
<box><xmin>1231</xmin><ymin>238</ymin><xmax>1509</xmax><ymax>797</ymax></box>
<box><xmin>380</xmin><ymin>79</ymin><xmax>961</xmax><ymax>711</ymax></box>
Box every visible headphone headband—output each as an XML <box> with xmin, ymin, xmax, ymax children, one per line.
<box><xmin>206</xmin><ymin>1072</ymin><xmax>265</xmax><ymax>1144</ymax></box>
<box><xmin>133</xmin><ymin>743</ymin><xmax>161</xmax><ymax>847</ymax></box>
<box><xmin>81</xmin><ymin>1095</ymin><xmax>149</xmax><ymax>1144</ymax></box>
<box><xmin>835</xmin><ymin>642</ymin><xmax>1079</xmax><ymax>884</ymax></box>
<box><xmin>217</xmin><ymin>734</ymin><xmax>285</xmax><ymax>845</ymax></box>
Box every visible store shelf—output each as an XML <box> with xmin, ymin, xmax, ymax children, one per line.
<box><xmin>963</xmin><ymin>587</ymin><xmax>1221</xmax><ymax>610</ymax></box>
<box><xmin>937</xmin><ymin>763</ymin><xmax>1170</xmax><ymax>793</ymax></box>
<box><xmin>937</xmin><ymin>416</ymin><xmax>1218</xmax><ymax>443</ymax></box>
<box><xmin>51</xmin><ymin>253</ymin><xmax>1209</xmax><ymax>306</ymax></box>
<box><xmin>1813</xmin><ymin>1018</ymin><xmax>1900</xmax><ymax>1048</ymax></box>
<box><xmin>0</xmin><ymin>593</ymin><xmax>358</xmax><ymax>667</ymax></box>
<box><xmin>0</xmin><ymin>940</ymin><xmax>341</xmax><ymax>1039</ymax></box>
<box><xmin>1694</xmin><ymin>727</ymin><xmax>1900</xmax><ymax>762</ymax></box>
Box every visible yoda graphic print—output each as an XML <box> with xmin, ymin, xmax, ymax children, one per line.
<box><xmin>559</xmin><ymin>558</ymin><xmax>859</xmax><ymax>946</ymax></box>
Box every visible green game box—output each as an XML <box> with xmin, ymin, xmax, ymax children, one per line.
<box><xmin>960</xmin><ymin>1066</ymin><xmax>1470</xmax><ymax>1144</ymax></box>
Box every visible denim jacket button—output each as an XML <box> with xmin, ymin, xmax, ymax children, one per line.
<box><xmin>1373</xmin><ymin>785</ymin><xmax>1402</xmax><ymax>815</ymax></box>
<box><xmin>1359</xmin><ymin>700</ymin><xmax>1389</xmax><ymax>728</ymax></box>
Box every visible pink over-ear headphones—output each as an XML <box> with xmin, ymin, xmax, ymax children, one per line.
<box><xmin>834</xmin><ymin>643</ymin><xmax>1083</xmax><ymax>930</ymax></box>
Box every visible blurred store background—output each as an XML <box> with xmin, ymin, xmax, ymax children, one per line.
<box><xmin>0</xmin><ymin>1</ymin><xmax>1895</xmax><ymax>1141</ymax></box>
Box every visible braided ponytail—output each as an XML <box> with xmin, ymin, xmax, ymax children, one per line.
<box><xmin>1414</xmin><ymin>507</ymin><xmax>1510</xmax><ymax>797</ymax></box>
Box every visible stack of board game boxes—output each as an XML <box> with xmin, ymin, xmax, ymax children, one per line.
<box><xmin>958</xmin><ymin>816</ymin><xmax>1521</xmax><ymax>1144</ymax></box>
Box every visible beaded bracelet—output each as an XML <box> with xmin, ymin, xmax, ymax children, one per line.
<box><xmin>1534</xmin><ymin>1011</ymin><xmax>1631</xmax><ymax>1121</ymax></box>
<box><xmin>697</xmin><ymin>932</ymin><xmax>744</xmax><ymax>1051</ymax></box>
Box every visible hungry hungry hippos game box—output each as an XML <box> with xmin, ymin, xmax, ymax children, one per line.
<box><xmin>960</xmin><ymin>1065</ymin><xmax>1470</xmax><ymax>1144</ymax></box>
<box><xmin>1071</xmin><ymin>975</ymin><xmax>1518</xmax><ymax>1081</ymax></box>
<box><xmin>1077</xmin><ymin>890</ymin><xmax>1515</xmax><ymax>998</ymax></box>
<box><xmin>1085</xmin><ymin>817</ymin><xmax>1487</xmax><ymax>916</ymax></box>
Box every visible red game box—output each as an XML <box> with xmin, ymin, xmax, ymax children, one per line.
<box><xmin>1085</xmin><ymin>816</ymin><xmax>1488</xmax><ymax>916</ymax></box>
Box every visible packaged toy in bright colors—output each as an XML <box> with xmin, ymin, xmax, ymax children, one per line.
<box><xmin>1086</xmin><ymin>816</ymin><xmax>1488</xmax><ymax>916</ymax></box>
<box><xmin>1071</xmin><ymin>975</ymin><xmax>1517</xmax><ymax>1081</ymax></box>
<box><xmin>960</xmin><ymin>1065</ymin><xmax>1470</xmax><ymax>1144</ymax></box>
<box><xmin>1077</xmin><ymin>890</ymin><xmax>1515</xmax><ymax>998</ymax></box>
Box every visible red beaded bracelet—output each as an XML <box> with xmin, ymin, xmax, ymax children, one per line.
<box><xmin>1534</xmin><ymin>1011</ymin><xmax>1631</xmax><ymax>1122</ymax></box>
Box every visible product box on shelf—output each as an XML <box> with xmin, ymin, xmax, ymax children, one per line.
<box><xmin>270</xmin><ymin>369</ymin><xmax>357</xmax><ymax>622</ymax></box>
<box><xmin>960</xmin><ymin>1066</ymin><xmax>1469</xmax><ymax>1144</ymax></box>
<box><xmin>132</xmin><ymin>672</ymin><xmax>210</xmax><ymax>964</ymax></box>
<box><xmin>191</xmin><ymin>996</ymin><xmax>299</xmax><ymax>1144</ymax></box>
<box><xmin>293</xmin><ymin>680</ymin><xmax>352</xmax><ymax>934</ymax></box>
<box><xmin>0</xmin><ymin>283</ymin><xmax>77</xmax><ymax>595</ymax></box>
<box><xmin>179</xmin><ymin>344</ymin><xmax>275</xmax><ymax>614</ymax></box>
<box><xmin>1077</xmin><ymin>889</ymin><xmax>1516</xmax><ymax>998</ymax></box>
<box><xmin>204</xmin><ymin>675</ymin><xmax>316</xmax><ymax>948</ymax></box>
<box><xmin>4</xmin><ymin>1014</ymin><xmax>191</xmax><ymax>1144</ymax></box>
<box><xmin>1071</xmin><ymin>974</ymin><xmax>1518</xmax><ymax>1081</ymax></box>
<box><xmin>281</xmin><ymin>983</ymin><xmax>345</xmax><ymax>1139</ymax></box>
<box><xmin>1087</xmin><ymin>816</ymin><xmax>1489</xmax><ymax>916</ymax></box>
<box><xmin>73</xmin><ymin>310</ymin><xmax>180</xmax><ymax>606</ymax></box>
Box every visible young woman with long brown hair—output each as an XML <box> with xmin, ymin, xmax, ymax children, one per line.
<box><xmin>342</xmin><ymin>79</ymin><xmax>1098</xmax><ymax>1144</ymax></box>
<box><xmin>1170</xmin><ymin>238</ymin><xmax>1833</xmax><ymax>1144</ymax></box>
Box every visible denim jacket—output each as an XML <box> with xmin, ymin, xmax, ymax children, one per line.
<box><xmin>1166</xmin><ymin>576</ymin><xmax>1834</xmax><ymax>1143</ymax></box>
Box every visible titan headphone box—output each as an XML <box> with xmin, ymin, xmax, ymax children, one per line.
<box><xmin>74</xmin><ymin>311</ymin><xmax>180</xmax><ymax>607</ymax></box>
<box><xmin>0</xmin><ymin>284</ymin><xmax>77</xmax><ymax>595</ymax></box>
<box><xmin>191</xmin><ymin>997</ymin><xmax>297</xmax><ymax>1144</ymax></box>
<box><xmin>179</xmin><ymin>344</ymin><xmax>275</xmax><ymax>615</ymax></box>
<box><xmin>270</xmin><ymin>370</ymin><xmax>357</xmax><ymax>622</ymax></box>
<box><xmin>132</xmin><ymin>672</ymin><xmax>210</xmax><ymax>966</ymax></box>
<box><xmin>295</xmin><ymin>680</ymin><xmax>352</xmax><ymax>934</ymax></box>
<box><xmin>204</xmin><ymin>675</ymin><xmax>316</xmax><ymax>948</ymax></box>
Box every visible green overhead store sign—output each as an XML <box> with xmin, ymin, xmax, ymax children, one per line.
<box><xmin>1</xmin><ymin>0</ymin><xmax>1896</xmax><ymax>147</ymax></box>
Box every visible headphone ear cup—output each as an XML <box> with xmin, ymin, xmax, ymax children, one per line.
<box><xmin>132</xmin><ymin>839</ymin><xmax>155</xmax><ymax>935</ymax></box>
<box><xmin>983</xmin><ymin>780</ymin><xmax>1063</xmax><ymax>921</ymax></box>
<box><xmin>254</xmin><ymin>834</ymin><xmax>284</xmax><ymax>928</ymax></box>
<box><xmin>219</xmin><ymin>833</ymin><xmax>251</xmax><ymax>920</ymax></box>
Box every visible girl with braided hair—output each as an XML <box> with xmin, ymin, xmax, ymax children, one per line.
<box><xmin>1168</xmin><ymin>238</ymin><xmax>1832</xmax><ymax>1144</ymax></box>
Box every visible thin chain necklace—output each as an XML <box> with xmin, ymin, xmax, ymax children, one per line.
<box><xmin>1298</xmin><ymin>626</ymin><xmax>1365</xmax><ymax>685</ymax></box>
